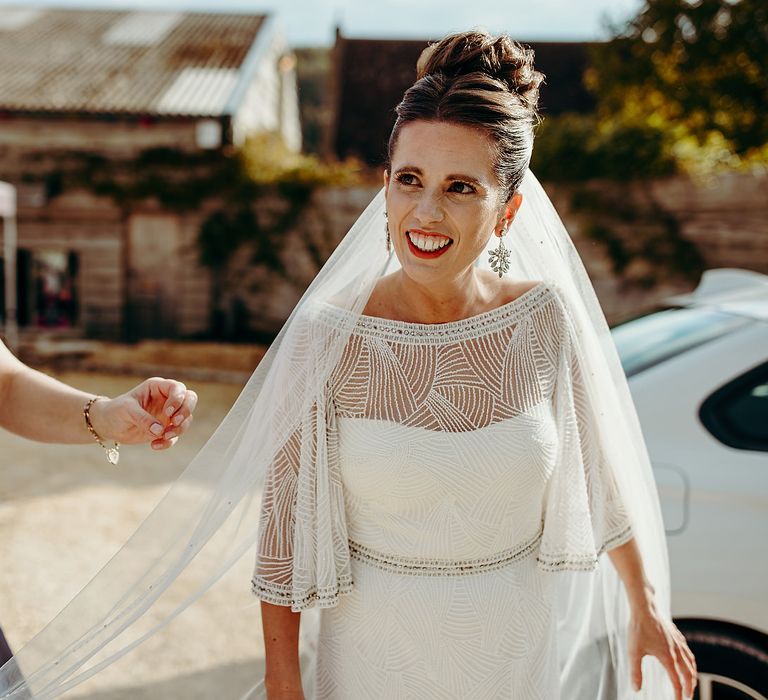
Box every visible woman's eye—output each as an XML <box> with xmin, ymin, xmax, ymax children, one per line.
<box><xmin>448</xmin><ymin>181</ymin><xmax>476</xmax><ymax>194</ymax></box>
<box><xmin>396</xmin><ymin>173</ymin><xmax>419</xmax><ymax>186</ymax></box>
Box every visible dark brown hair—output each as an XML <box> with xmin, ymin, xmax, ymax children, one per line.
<box><xmin>387</xmin><ymin>30</ymin><xmax>545</xmax><ymax>200</ymax></box>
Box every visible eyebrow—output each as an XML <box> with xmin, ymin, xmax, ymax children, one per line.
<box><xmin>393</xmin><ymin>166</ymin><xmax>487</xmax><ymax>187</ymax></box>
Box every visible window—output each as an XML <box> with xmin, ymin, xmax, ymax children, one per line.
<box><xmin>611</xmin><ymin>306</ymin><xmax>751</xmax><ymax>378</ymax></box>
<box><xmin>1</xmin><ymin>249</ymin><xmax>79</xmax><ymax>328</ymax></box>
<box><xmin>700</xmin><ymin>361</ymin><xmax>768</xmax><ymax>452</ymax></box>
<box><xmin>32</xmin><ymin>250</ymin><xmax>79</xmax><ymax>328</ymax></box>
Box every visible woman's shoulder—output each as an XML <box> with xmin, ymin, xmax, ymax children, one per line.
<box><xmin>494</xmin><ymin>276</ymin><xmax>545</xmax><ymax>306</ymax></box>
<box><xmin>473</xmin><ymin>271</ymin><xmax>564</xmax><ymax>321</ymax></box>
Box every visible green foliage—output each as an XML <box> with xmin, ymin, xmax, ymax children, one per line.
<box><xmin>196</xmin><ymin>133</ymin><xmax>360</xmax><ymax>276</ymax></box>
<box><xmin>588</xmin><ymin>0</ymin><xmax>768</xmax><ymax>169</ymax></box>
<box><xmin>52</xmin><ymin>147</ymin><xmax>259</xmax><ymax>211</ymax></box>
<box><xmin>198</xmin><ymin>208</ymin><xmax>260</xmax><ymax>269</ymax></box>
<box><xmin>27</xmin><ymin>136</ymin><xmax>361</xmax><ymax>279</ymax></box>
<box><xmin>241</xmin><ymin>133</ymin><xmax>361</xmax><ymax>190</ymax></box>
<box><xmin>532</xmin><ymin>0</ymin><xmax>768</xmax><ymax>179</ymax></box>
<box><xmin>531</xmin><ymin>113</ymin><xmax>677</xmax><ymax>181</ymax></box>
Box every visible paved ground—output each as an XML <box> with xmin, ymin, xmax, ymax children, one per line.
<box><xmin>0</xmin><ymin>371</ymin><xmax>268</xmax><ymax>699</ymax></box>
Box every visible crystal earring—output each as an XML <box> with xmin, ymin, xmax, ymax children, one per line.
<box><xmin>384</xmin><ymin>211</ymin><xmax>391</xmax><ymax>253</ymax></box>
<box><xmin>488</xmin><ymin>220</ymin><xmax>511</xmax><ymax>277</ymax></box>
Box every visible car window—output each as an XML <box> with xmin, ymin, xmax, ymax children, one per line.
<box><xmin>611</xmin><ymin>307</ymin><xmax>752</xmax><ymax>378</ymax></box>
<box><xmin>700</xmin><ymin>361</ymin><xmax>768</xmax><ymax>452</ymax></box>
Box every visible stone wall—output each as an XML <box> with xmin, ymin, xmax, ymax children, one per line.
<box><xmin>0</xmin><ymin>117</ymin><xmax>205</xmax><ymax>161</ymax></box>
<box><xmin>213</xmin><ymin>186</ymin><xmax>378</xmax><ymax>337</ymax></box>
<box><xmin>4</xmin><ymin>171</ymin><xmax>765</xmax><ymax>342</ymax></box>
<box><xmin>228</xmin><ymin>171</ymin><xmax>767</xmax><ymax>331</ymax></box>
<box><xmin>547</xmin><ymin>170</ymin><xmax>768</xmax><ymax>322</ymax></box>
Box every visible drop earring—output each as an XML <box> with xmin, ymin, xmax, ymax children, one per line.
<box><xmin>489</xmin><ymin>219</ymin><xmax>511</xmax><ymax>277</ymax></box>
<box><xmin>384</xmin><ymin>211</ymin><xmax>391</xmax><ymax>253</ymax></box>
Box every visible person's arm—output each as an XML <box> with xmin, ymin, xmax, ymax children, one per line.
<box><xmin>608</xmin><ymin>538</ymin><xmax>697</xmax><ymax>700</ymax></box>
<box><xmin>0</xmin><ymin>340</ymin><xmax>196</xmax><ymax>449</ymax></box>
<box><xmin>260</xmin><ymin>602</ymin><xmax>304</xmax><ymax>700</ymax></box>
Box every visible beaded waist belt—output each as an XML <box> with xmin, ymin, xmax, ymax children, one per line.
<box><xmin>347</xmin><ymin>529</ymin><xmax>543</xmax><ymax>577</ymax></box>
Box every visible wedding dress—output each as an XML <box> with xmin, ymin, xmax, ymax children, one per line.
<box><xmin>252</xmin><ymin>282</ymin><xmax>633</xmax><ymax>698</ymax></box>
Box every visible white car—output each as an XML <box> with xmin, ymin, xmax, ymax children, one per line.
<box><xmin>612</xmin><ymin>268</ymin><xmax>768</xmax><ymax>700</ymax></box>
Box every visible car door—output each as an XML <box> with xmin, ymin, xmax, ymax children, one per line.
<box><xmin>627</xmin><ymin>320</ymin><xmax>768</xmax><ymax>633</ymax></box>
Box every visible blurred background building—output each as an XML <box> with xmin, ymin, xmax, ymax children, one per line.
<box><xmin>326</xmin><ymin>29</ymin><xmax>596</xmax><ymax>165</ymax></box>
<box><xmin>0</xmin><ymin>7</ymin><xmax>299</xmax><ymax>340</ymax></box>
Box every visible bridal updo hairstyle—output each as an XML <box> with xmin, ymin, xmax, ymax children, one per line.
<box><xmin>388</xmin><ymin>30</ymin><xmax>544</xmax><ymax>200</ymax></box>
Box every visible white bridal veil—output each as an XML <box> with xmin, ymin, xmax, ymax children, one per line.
<box><xmin>0</xmin><ymin>171</ymin><xmax>673</xmax><ymax>699</ymax></box>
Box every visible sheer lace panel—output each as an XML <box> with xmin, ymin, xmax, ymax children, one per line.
<box><xmin>327</xmin><ymin>282</ymin><xmax>557</xmax><ymax>430</ymax></box>
<box><xmin>253</xmin><ymin>396</ymin><xmax>353</xmax><ymax>610</ymax></box>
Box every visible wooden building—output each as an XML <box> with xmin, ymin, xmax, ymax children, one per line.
<box><xmin>0</xmin><ymin>7</ymin><xmax>300</xmax><ymax>340</ymax></box>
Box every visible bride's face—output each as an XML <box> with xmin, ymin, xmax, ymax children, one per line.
<box><xmin>385</xmin><ymin>120</ymin><xmax>519</xmax><ymax>287</ymax></box>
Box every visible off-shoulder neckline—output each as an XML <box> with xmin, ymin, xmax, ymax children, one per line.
<box><xmin>316</xmin><ymin>281</ymin><xmax>555</xmax><ymax>344</ymax></box>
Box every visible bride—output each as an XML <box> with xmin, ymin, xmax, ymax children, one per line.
<box><xmin>253</xmin><ymin>31</ymin><xmax>696</xmax><ymax>700</ymax></box>
<box><xmin>0</xmin><ymin>30</ymin><xmax>696</xmax><ymax>700</ymax></box>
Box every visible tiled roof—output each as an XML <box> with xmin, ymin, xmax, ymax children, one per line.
<box><xmin>0</xmin><ymin>7</ymin><xmax>266</xmax><ymax>116</ymax></box>
<box><xmin>331</xmin><ymin>35</ymin><xmax>597</xmax><ymax>166</ymax></box>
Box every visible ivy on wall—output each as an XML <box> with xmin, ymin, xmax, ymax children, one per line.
<box><xmin>17</xmin><ymin>134</ymin><xmax>362</xmax><ymax>338</ymax></box>
<box><xmin>25</xmin><ymin>134</ymin><xmax>359</xmax><ymax>268</ymax></box>
<box><xmin>531</xmin><ymin>113</ymin><xmax>678</xmax><ymax>183</ymax></box>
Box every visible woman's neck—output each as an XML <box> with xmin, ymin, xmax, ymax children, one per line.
<box><xmin>391</xmin><ymin>268</ymin><xmax>493</xmax><ymax>324</ymax></box>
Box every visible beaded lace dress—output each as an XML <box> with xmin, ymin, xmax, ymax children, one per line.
<box><xmin>252</xmin><ymin>280</ymin><xmax>633</xmax><ymax>699</ymax></box>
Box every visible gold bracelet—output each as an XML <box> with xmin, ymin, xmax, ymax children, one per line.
<box><xmin>84</xmin><ymin>396</ymin><xmax>120</xmax><ymax>465</ymax></box>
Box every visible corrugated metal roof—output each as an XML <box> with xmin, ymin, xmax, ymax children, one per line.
<box><xmin>102</xmin><ymin>11</ymin><xmax>183</xmax><ymax>46</ymax></box>
<box><xmin>155</xmin><ymin>68</ymin><xmax>239</xmax><ymax>115</ymax></box>
<box><xmin>0</xmin><ymin>8</ymin><xmax>44</xmax><ymax>30</ymax></box>
<box><xmin>0</xmin><ymin>7</ymin><xmax>267</xmax><ymax>116</ymax></box>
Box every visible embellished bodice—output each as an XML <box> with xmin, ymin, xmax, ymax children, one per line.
<box><xmin>252</xmin><ymin>281</ymin><xmax>632</xmax><ymax>612</ymax></box>
<box><xmin>320</xmin><ymin>283</ymin><xmax>561</xmax><ymax>568</ymax></box>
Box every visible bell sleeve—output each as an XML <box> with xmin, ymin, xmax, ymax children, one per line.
<box><xmin>537</xmin><ymin>288</ymin><xmax>634</xmax><ymax>572</ymax></box>
<box><xmin>250</xmin><ymin>313</ymin><xmax>353</xmax><ymax>611</ymax></box>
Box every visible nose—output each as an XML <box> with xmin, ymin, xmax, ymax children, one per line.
<box><xmin>413</xmin><ymin>189</ymin><xmax>444</xmax><ymax>226</ymax></box>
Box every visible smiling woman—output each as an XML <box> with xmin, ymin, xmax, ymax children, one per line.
<box><xmin>378</xmin><ymin>120</ymin><xmax>525</xmax><ymax>317</ymax></box>
<box><xmin>253</xmin><ymin>30</ymin><xmax>695</xmax><ymax>700</ymax></box>
<box><xmin>0</xmin><ymin>29</ymin><xmax>693</xmax><ymax>700</ymax></box>
<box><xmin>361</xmin><ymin>120</ymin><xmax>532</xmax><ymax>323</ymax></box>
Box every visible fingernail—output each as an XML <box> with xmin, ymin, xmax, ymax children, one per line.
<box><xmin>173</xmin><ymin>413</ymin><xmax>184</xmax><ymax>426</ymax></box>
<box><xmin>164</xmin><ymin>431</ymin><xmax>177</xmax><ymax>440</ymax></box>
<box><xmin>165</xmin><ymin>405</ymin><xmax>175</xmax><ymax>417</ymax></box>
<box><xmin>150</xmin><ymin>423</ymin><xmax>163</xmax><ymax>435</ymax></box>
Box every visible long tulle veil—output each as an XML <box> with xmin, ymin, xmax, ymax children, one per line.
<box><xmin>0</xmin><ymin>171</ymin><xmax>673</xmax><ymax>699</ymax></box>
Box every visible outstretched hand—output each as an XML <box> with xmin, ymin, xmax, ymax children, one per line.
<box><xmin>90</xmin><ymin>377</ymin><xmax>198</xmax><ymax>450</ymax></box>
<box><xmin>629</xmin><ymin>599</ymin><xmax>697</xmax><ymax>699</ymax></box>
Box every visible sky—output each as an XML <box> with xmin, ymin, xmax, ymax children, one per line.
<box><xmin>23</xmin><ymin>0</ymin><xmax>646</xmax><ymax>46</ymax></box>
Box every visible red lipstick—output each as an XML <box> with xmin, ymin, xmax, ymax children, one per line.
<box><xmin>405</xmin><ymin>229</ymin><xmax>453</xmax><ymax>259</ymax></box>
